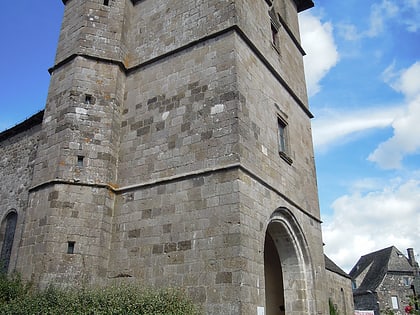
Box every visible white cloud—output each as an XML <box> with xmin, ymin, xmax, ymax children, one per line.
<box><xmin>391</xmin><ymin>62</ymin><xmax>420</xmax><ymax>98</ymax></box>
<box><xmin>405</xmin><ymin>0</ymin><xmax>420</xmax><ymax>8</ymax></box>
<box><xmin>337</xmin><ymin>0</ymin><xmax>419</xmax><ymax>41</ymax></box>
<box><xmin>337</xmin><ymin>23</ymin><xmax>360</xmax><ymax>41</ymax></box>
<box><xmin>311</xmin><ymin>62</ymin><xmax>420</xmax><ymax>164</ymax></box>
<box><xmin>365</xmin><ymin>0</ymin><xmax>399</xmax><ymax>37</ymax></box>
<box><xmin>368</xmin><ymin>62</ymin><xmax>420</xmax><ymax>169</ymax></box>
<box><xmin>323</xmin><ymin>177</ymin><xmax>420</xmax><ymax>272</ymax></box>
<box><xmin>299</xmin><ymin>12</ymin><xmax>339</xmax><ymax>97</ymax></box>
<box><xmin>403</xmin><ymin>0</ymin><xmax>420</xmax><ymax>32</ymax></box>
<box><xmin>312</xmin><ymin>106</ymin><xmax>402</xmax><ymax>152</ymax></box>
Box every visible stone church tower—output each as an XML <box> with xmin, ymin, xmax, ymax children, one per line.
<box><xmin>1</xmin><ymin>0</ymin><xmax>329</xmax><ymax>313</ymax></box>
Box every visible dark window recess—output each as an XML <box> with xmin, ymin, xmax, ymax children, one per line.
<box><xmin>271</xmin><ymin>24</ymin><xmax>278</xmax><ymax>47</ymax></box>
<box><xmin>269</xmin><ymin>8</ymin><xmax>280</xmax><ymax>51</ymax></box>
<box><xmin>85</xmin><ymin>94</ymin><xmax>92</xmax><ymax>104</ymax></box>
<box><xmin>278</xmin><ymin>118</ymin><xmax>287</xmax><ymax>153</ymax></box>
<box><xmin>277</xmin><ymin>117</ymin><xmax>293</xmax><ymax>164</ymax></box>
<box><xmin>67</xmin><ymin>241</ymin><xmax>75</xmax><ymax>254</ymax></box>
<box><xmin>0</xmin><ymin>212</ymin><xmax>18</xmax><ymax>273</ymax></box>
<box><xmin>77</xmin><ymin>156</ymin><xmax>84</xmax><ymax>167</ymax></box>
<box><xmin>104</xmin><ymin>0</ymin><xmax>109</xmax><ymax>5</ymax></box>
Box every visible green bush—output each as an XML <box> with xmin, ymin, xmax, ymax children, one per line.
<box><xmin>329</xmin><ymin>298</ymin><xmax>339</xmax><ymax>315</ymax></box>
<box><xmin>0</xmin><ymin>272</ymin><xmax>32</xmax><ymax>304</ymax></box>
<box><xmin>0</xmin><ymin>274</ymin><xmax>200</xmax><ymax>315</ymax></box>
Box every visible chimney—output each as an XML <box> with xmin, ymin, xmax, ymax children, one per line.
<box><xmin>407</xmin><ymin>248</ymin><xmax>419</xmax><ymax>275</ymax></box>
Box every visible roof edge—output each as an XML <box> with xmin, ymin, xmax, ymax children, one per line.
<box><xmin>0</xmin><ymin>111</ymin><xmax>44</xmax><ymax>142</ymax></box>
<box><xmin>325</xmin><ymin>255</ymin><xmax>351</xmax><ymax>279</ymax></box>
<box><xmin>295</xmin><ymin>0</ymin><xmax>314</xmax><ymax>12</ymax></box>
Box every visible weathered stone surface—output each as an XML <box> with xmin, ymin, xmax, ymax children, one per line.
<box><xmin>0</xmin><ymin>0</ymin><xmax>330</xmax><ymax>314</ymax></box>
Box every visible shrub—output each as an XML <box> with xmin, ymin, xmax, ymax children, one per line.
<box><xmin>405</xmin><ymin>296</ymin><xmax>420</xmax><ymax>315</ymax></box>
<box><xmin>0</xmin><ymin>274</ymin><xmax>200</xmax><ymax>315</ymax></box>
<box><xmin>0</xmin><ymin>272</ymin><xmax>31</xmax><ymax>304</ymax></box>
<box><xmin>329</xmin><ymin>298</ymin><xmax>339</xmax><ymax>315</ymax></box>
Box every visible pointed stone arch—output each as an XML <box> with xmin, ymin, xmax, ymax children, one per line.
<box><xmin>264</xmin><ymin>207</ymin><xmax>315</xmax><ymax>314</ymax></box>
<box><xmin>0</xmin><ymin>210</ymin><xmax>18</xmax><ymax>273</ymax></box>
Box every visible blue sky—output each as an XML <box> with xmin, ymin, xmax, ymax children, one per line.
<box><xmin>1</xmin><ymin>1</ymin><xmax>419</xmax><ymax>272</ymax></box>
<box><xmin>300</xmin><ymin>0</ymin><xmax>420</xmax><ymax>270</ymax></box>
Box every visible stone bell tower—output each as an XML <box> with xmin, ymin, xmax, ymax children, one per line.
<box><xmin>16</xmin><ymin>0</ymin><xmax>328</xmax><ymax>314</ymax></box>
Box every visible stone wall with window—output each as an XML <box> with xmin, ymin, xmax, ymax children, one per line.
<box><xmin>377</xmin><ymin>273</ymin><xmax>415</xmax><ymax>314</ymax></box>
<box><xmin>0</xmin><ymin>118</ymin><xmax>42</xmax><ymax>272</ymax></box>
<box><xmin>0</xmin><ymin>0</ymin><xmax>332</xmax><ymax>313</ymax></box>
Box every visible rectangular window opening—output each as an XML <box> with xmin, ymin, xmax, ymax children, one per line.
<box><xmin>77</xmin><ymin>156</ymin><xmax>84</xmax><ymax>167</ymax></box>
<box><xmin>391</xmin><ymin>296</ymin><xmax>399</xmax><ymax>309</ymax></box>
<box><xmin>277</xmin><ymin>116</ymin><xmax>293</xmax><ymax>164</ymax></box>
<box><xmin>67</xmin><ymin>241</ymin><xmax>75</xmax><ymax>254</ymax></box>
<box><xmin>103</xmin><ymin>0</ymin><xmax>109</xmax><ymax>6</ymax></box>
<box><xmin>85</xmin><ymin>94</ymin><xmax>92</xmax><ymax>104</ymax></box>
<box><xmin>278</xmin><ymin>118</ymin><xmax>287</xmax><ymax>153</ymax></box>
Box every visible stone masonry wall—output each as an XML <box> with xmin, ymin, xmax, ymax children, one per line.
<box><xmin>120</xmin><ymin>31</ymin><xmax>239</xmax><ymax>185</ymax></box>
<box><xmin>126</xmin><ymin>0</ymin><xmax>237</xmax><ymax>68</ymax></box>
<box><xmin>235</xmin><ymin>32</ymin><xmax>320</xmax><ymax>217</ymax></box>
<box><xmin>109</xmin><ymin>170</ymin><xmax>242</xmax><ymax>315</ymax></box>
<box><xmin>236</xmin><ymin>0</ymin><xmax>309</xmax><ymax>104</ymax></box>
<box><xmin>17</xmin><ymin>184</ymin><xmax>114</xmax><ymax>288</ymax></box>
<box><xmin>17</xmin><ymin>0</ymin><xmax>127</xmax><ymax>287</ymax></box>
<box><xmin>377</xmin><ymin>273</ymin><xmax>415</xmax><ymax>315</ymax></box>
<box><xmin>125</xmin><ymin>0</ymin><xmax>308</xmax><ymax>104</ymax></box>
<box><xmin>17</xmin><ymin>58</ymin><xmax>124</xmax><ymax>285</ymax></box>
<box><xmin>109</xmin><ymin>166</ymin><xmax>326</xmax><ymax>314</ymax></box>
<box><xmin>32</xmin><ymin>57</ymin><xmax>124</xmax><ymax>187</ymax></box>
<box><xmin>0</xmin><ymin>123</ymin><xmax>41</xmax><ymax>272</ymax></box>
<box><xmin>55</xmin><ymin>0</ymin><xmax>129</xmax><ymax>64</ymax></box>
<box><xmin>3</xmin><ymin>0</ymin><xmax>328</xmax><ymax>313</ymax></box>
<box><xmin>326</xmin><ymin>270</ymin><xmax>354</xmax><ymax>315</ymax></box>
<box><xmin>237</xmin><ymin>169</ymin><xmax>327</xmax><ymax>314</ymax></box>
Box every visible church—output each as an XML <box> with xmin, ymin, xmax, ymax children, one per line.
<box><xmin>0</xmin><ymin>0</ymin><xmax>337</xmax><ymax>314</ymax></box>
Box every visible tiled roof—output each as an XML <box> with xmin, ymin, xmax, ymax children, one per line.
<box><xmin>349</xmin><ymin>246</ymin><xmax>414</xmax><ymax>293</ymax></box>
<box><xmin>325</xmin><ymin>255</ymin><xmax>351</xmax><ymax>279</ymax></box>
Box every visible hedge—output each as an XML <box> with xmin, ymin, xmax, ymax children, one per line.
<box><xmin>0</xmin><ymin>273</ymin><xmax>200</xmax><ymax>315</ymax></box>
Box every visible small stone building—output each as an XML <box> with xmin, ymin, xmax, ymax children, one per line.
<box><xmin>0</xmin><ymin>0</ymin><xmax>334</xmax><ymax>314</ymax></box>
<box><xmin>325</xmin><ymin>255</ymin><xmax>355</xmax><ymax>315</ymax></box>
<box><xmin>350</xmin><ymin>246</ymin><xmax>419</xmax><ymax>315</ymax></box>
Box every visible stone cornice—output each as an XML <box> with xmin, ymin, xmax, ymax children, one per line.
<box><xmin>49</xmin><ymin>26</ymin><xmax>313</xmax><ymax>119</ymax></box>
<box><xmin>29</xmin><ymin>162</ymin><xmax>322</xmax><ymax>223</ymax></box>
<box><xmin>264</xmin><ymin>0</ymin><xmax>314</xmax><ymax>12</ymax></box>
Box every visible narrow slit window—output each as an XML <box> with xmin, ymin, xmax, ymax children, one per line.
<box><xmin>268</xmin><ymin>8</ymin><xmax>280</xmax><ymax>51</ymax></box>
<box><xmin>77</xmin><ymin>156</ymin><xmax>84</xmax><ymax>167</ymax></box>
<box><xmin>67</xmin><ymin>241</ymin><xmax>75</xmax><ymax>254</ymax></box>
<box><xmin>271</xmin><ymin>24</ymin><xmax>278</xmax><ymax>47</ymax></box>
<box><xmin>278</xmin><ymin>118</ymin><xmax>287</xmax><ymax>153</ymax></box>
<box><xmin>85</xmin><ymin>94</ymin><xmax>92</xmax><ymax>104</ymax></box>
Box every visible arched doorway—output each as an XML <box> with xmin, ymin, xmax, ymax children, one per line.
<box><xmin>264</xmin><ymin>207</ymin><xmax>314</xmax><ymax>314</ymax></box>
<box><xmin>0</xmin><ymin>211</ymin><xmax>18</xmax><ymax>273</ymax></box>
